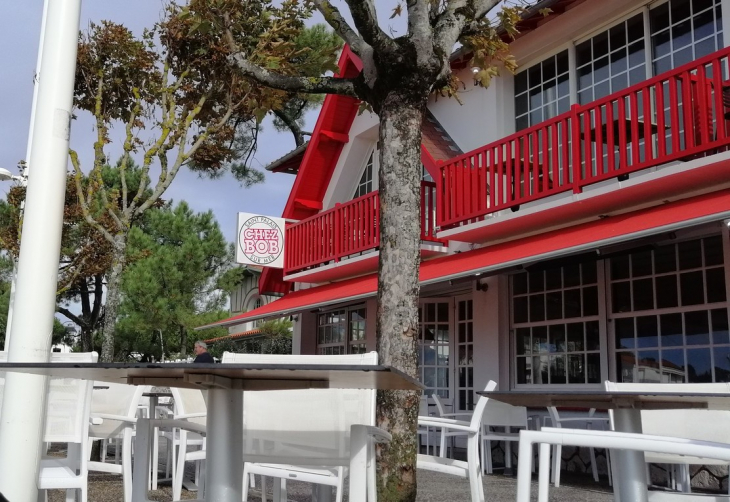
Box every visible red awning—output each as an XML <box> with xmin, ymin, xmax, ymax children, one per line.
<box><xmin>200</xmin><ymin>190</ymin><xmax>730</xmax><ymax>330</ymax></box>
<box><xmin>197</xmin><ymin>274</ymin><xmax>378</xmax><ymax>330</ymax></box>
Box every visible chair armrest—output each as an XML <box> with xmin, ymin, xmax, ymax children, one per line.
<box><xmin>175</xmin><ymin>412</ymin><xmax>207</xmax><ymax>420</ymax></box>
<box><xmin>418</xmin><ymin>418</ymin><xmax>477</xmax><ymax>433</ymax></box>
<box><xmin>91</xmin><ymin>413</ymin><xmax>137</xmax><ymax>424</ymax></box>
<box><xmin>418</xmin><ymin>416</ymin><xmax>470</xmax><ymax>426</ymax></box>
<box><xmin>150</xmin><ymin>418</ymin><xmax>207</xmax><ymax>436</ymax></box>
<box><xmin>352</xmin><ymin>424</ymin><xmax>391</xmax><ymax>444</ymax></box>
<box><xmin>438</xmin><ymin>412</ymin><xmax>473</xmax><ymax>419</ymax></box>
<box><xmin>555</xmin><ymin>417</ymin><xmax>610</xmax><ymax>423</ymax></box>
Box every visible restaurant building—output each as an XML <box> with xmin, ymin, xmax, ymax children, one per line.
<box><xmin>206</xmin><ymin>0</ymin><xmax>730</xmax><ymax>423</ymax></box>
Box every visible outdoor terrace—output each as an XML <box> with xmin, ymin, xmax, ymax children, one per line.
<box><xmin>436</xmin><ymin>45</ymin><xmax>730</xmax><ymax>244</ymax></box>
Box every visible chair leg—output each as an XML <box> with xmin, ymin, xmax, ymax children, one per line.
<box><xmin>538</xmin><ymin>443</ymin><xmax>551</xmax><ymax>502</ymax></box>
<box><xmin>505</xmin><ymin>441</ymin><xmax>512</xmax><ymax>472</ymax></box>
<box><xmin>467</xmin><ymin>434</ymin><xmax>485</xmax><ymax>502</ymax></box>
<box><xmin>172</xmin><ymin>430</ymin><xmax>187</xmax><ymax>501</ymax></box>
<box><xmin>262</xmin><ymin>475</ymin><xmax>268</xmax><ymax>502</ymax></box>
<box><xmin>122</xmin><ymin>430</ymin><xmax>133</xmax><ymax>502</ymax></box>
<box><xmin>366</xmin><ymin>442</ymin><xmax>376</xmax><ymax>502</ymax></box>
<box><xmin>590</xmin><ymin>447</ymin><xmax>599</xmax><ymax>482</ymax></box>
<box><xmin>151</xmin><ymin>426</ymin><xmax>159</xmax><ymax>489</ymax></box>
<box><xmin>606</xmin><ymin>449</ymin><xmax>612</xmax><ymax>486</ymax></box>
<box><xmin>552</xmin><ymin>444</ymin><xmax>562</xmax><ymax>487</ymax></box>
<box><xmin>440</xmin><ymin>431</ymin><xmax>447</xmax><ymax>458</ymax></box>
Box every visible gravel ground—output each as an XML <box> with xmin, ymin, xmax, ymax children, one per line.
<box><xmin>46</xmin><ymin>469</ymin><xmax>614</xmax><ymax>501</ymax></box>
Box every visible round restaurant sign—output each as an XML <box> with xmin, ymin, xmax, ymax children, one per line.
<box><xmin>238</xmin><ymin>215</ymin><xmax>284</xmax><ymax>265</ymax></box>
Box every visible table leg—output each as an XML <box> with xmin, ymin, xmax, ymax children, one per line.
<box><xmin>612</xmin><ymin>409</ymin><xmax>648</xmax><ymax>502</ymax></box>
<box><xmin>206</xmin><ymin>388</ymin><xmax>243</xmax><ymax>502</ymax></box>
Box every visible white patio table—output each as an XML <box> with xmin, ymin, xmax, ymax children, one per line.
<box><xmin>479</xmin><ymin>389</ymin><xmax>730</xmax><ymax>502</ymax></box>
<box><xmin>0</xmin><ymin>362</ymin><xmax>422</xmax><ymax>502</ymax></box>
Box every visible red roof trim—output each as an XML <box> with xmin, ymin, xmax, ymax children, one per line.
<box><xmin>216</xmin><ymin>191</ymin><xmax>730</xmax><ymax>329</ymax></box>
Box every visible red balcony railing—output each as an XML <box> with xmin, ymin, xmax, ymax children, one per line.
<box><xmin>438</xmin><ymin>46</ymin><xmax>730</xmax><ymax>230</ymax></box>
<box><xmin>285</xmin><ymin>181</ymin><xmax>443</xmax><ymax>276</ymax></box>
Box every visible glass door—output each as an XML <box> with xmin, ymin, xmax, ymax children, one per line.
<box><xmin>455</xmin><ymin>295</ymin><xmax>475</xmax><ymax>411</ymax></box>
<box><xmin>419</xmin><ymin>299</ymin><xmax>453</xmax><ymax>410</ymax></box>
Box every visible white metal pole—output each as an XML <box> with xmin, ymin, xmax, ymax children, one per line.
<box><xmin>3</xmin><ymin>0</ymin><xmax>48</xmax><ymax>351</ymax></box>
<box><xmin>0</xmin><ymin>0</ymin><xmax>82</xmax><ymax>499</ymax></box>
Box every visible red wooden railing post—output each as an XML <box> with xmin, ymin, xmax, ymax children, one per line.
<box><xmin>570</xmin><ymin>104</ymin><xmax>582</xmax><ymax>194</ymax></box>
<box><xmin>334</xmin><ymin>203</ymin><xmax>341</xmax><ymax>263</ymax></box>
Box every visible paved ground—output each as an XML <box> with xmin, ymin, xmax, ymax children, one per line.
<box><xmin>47</xmin><ymin>469</ymin><xmax>615</xmax><ymax>501</ymax></box>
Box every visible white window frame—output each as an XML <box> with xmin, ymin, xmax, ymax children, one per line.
<box><xmin>514</xmin><ymin>0</ymin><xmax>725</xmax><ymax>128</ymax></box>
<box><xmin>316</xmin><ymin>304</ymin><xmax>368</xmax><ymax>355</ymax></box>
<box><xmin>353</xmin><ymin>148</ymin><xmax>377</xmax><ymax>199</ymax></box>
<box><xmin>510</xmin><ymin>261</ymin><xmax>609</xmax><ymax>390</ymax></box>
<box><xmin>606</xmin><ymin>233</ymin><xmax>730</xmax><ymax>383</ymax></box>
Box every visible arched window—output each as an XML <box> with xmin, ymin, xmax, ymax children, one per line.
<box><xmin>353</xmin><ymin>151</ymin><xmax>374</xmax><ymax>199</ymax></box>
<box><xmin>248</xmin><ymin>296</ymin><xmax>264</xmax><ymax>327</ymax></box>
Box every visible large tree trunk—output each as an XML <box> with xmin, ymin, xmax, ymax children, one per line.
<box><xmin>101</xmin><ymin>235</ymin><xmax>127</xmax><ymax>362</ymax></box>
<box><xmin>375</xmin><ymin>96</ymin><xmax>426</xmax><ymax>502</ymax></box>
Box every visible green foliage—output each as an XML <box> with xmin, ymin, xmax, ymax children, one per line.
<box><xmin>114</xmin><ymin>202</ymin><xmax>233</xmax><ymax>361</ymax></box>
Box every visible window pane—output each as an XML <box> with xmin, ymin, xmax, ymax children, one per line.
<box><xmin>564</xmin><ymin>289</ymin><xmax>582</xmax><ymax>318</ymax></box>
<box><xmin>712</xmin><ymin>308</ymin><xmax>729</xmax><ymax>344</ymax></box>
<box><xmin>586</xmin><ymin>321</ymin><xmax>601</xmax><ymax>351</ymax></box>
<box><xmin>567</xmin><ymin>322</ymin><xmax>585</xmax><ymax>351</ymax></box>
<box><xmin>636</xmin><ymin>316</ymin><xmax>659</xmax><ymax>348</ymax></box>
<box><xmin>516</xmin><ymin>328</ymin><xmax>531</xmax><ymax>355</ymax></box>
<box><xmin>549</xmin><ymin>324</ymin><xmax>566</xmax><ymax>352</ymax></box>
<box><xmin>679</xmin><ymin>239</ymin><xmax>703</xmax><ymax>270</ymax></box>
<box><xmin>583</xmin><ymin>286</ymin><xmax>599</xmax><ymax>316</ymax></box>
<box><xmin>546</xmin><ymin>291</ymin><xmax>563</xmax><ymax>320</ymax></box>
<box><xmin>681</xmin><ymin>271</ymin><xmax>705</xmax><ymax>305</ymax></box>
<box><xmin>655</xmin><ymin>245</ymin><xmax>677</xmax><ymax>273</ymax></box>
<box><xmin>687</xmin><ymin>347</ymin><xmax>713</xmax><ymax>382</ymax></box>
<box><xmin>661</xmin><ymin>348</ymin><xmax>686</xmax><ymax>383</ymax></box>
<box><xmin>706</xmin><ymin>267</ymin><xmax>727</xmax><ymax>303</ymax></box>
<box><xmin>533</xmin><ymin>326</ymin><xmax>548</xmax><ymax>353</ymax></box>
<box><xmin>685</xmin><ymin>310</ymin><xmax>710</xmax><ymax>345</ymax></box>
<box><xmin>611</xmin><ymin>255</ymin><xmax>630</xmax><ymax>280</ymax></box>
<box><xmin>656</xmin><ymin>275</ymin><xmax>679</xmax><ymax>308</ymax></box>
<box><xmin>587</xmin><ymin>353</ymin><xmax>601</xmax><ymax>383</ymax></box>
<box><xmin>616</xmin><ymin>318</ymin><xmax>635</xmax><ymax>349</ymax></box>
<box><xmin>704</xmin><ymin>236</ymin><xmax>724</xmax><ymax>267</ymax></box>
<box><xmin>568</xmin><ymin>354</ymin><xmax>586</xmax><ymax>383</ymax></box>
<box><xmin>633</xmin><ymin>278</ymin><xmax>655</xmax><ymax>311</ymax></box>
<box><xmin>530</xmin><ymin>294</ymin><xmax>546</xmax><ymax>322</ymax></box>
<box><xmin>513</xmin><ymin>273</ymin><xmax>528</xmax><ymax>295</ymax></box>
<box><xmin>713</xmin><ymin>346</ymin><xmax>730</xmax><ymax>382</ymax></box>
<box><xmin>660</xmin><ymin>313</ymin><xmax>684</xmax><ymax>347</ymax></box>
<box><xmin>550</xmin><ymin>355</ymin><xmax>567</xmax><ymax>384</ymax></box>
<box><xmin>613</xmin><ymin>281</ymin><xmax>632</xmax><ymax>313</ymax></box>
<box><xmin>632</xmin><ymin>251</ymin><xmax>653</xmax><ymax>277</ymax></box>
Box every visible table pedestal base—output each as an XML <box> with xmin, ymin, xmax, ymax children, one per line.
<box><xmin>205</xmin><ymin>388</ymin><xmax>244</xmax><ymax>502</ymax></box>
<box><xmin>612</xmin><ymin>409</ymin><xmax>648</xmax><ymax>502</ymax></box>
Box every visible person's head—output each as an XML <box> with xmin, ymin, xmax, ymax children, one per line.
<box><xmin>194</xmin><ymin>340</ymin><xmax>208</xmax><ymax>355</ymax></box>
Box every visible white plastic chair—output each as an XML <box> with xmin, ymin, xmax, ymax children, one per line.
<box><xmin>168</xmin><ymin>387</ymin><xmax>208</xmax><ymax>501</ymax></box>
<box><xmin>0</xmin><ymin>351</ymin><xmax>98</xmax><ymax>502</ymax></box>
<box><xmin>430</xmin><ymin>393</ymin><xmax>472</xmax><ymax>458</ymax></box>
<box><xmin>544</xmin><ymin>406</ymin><xmax>610</xmax><ymax>486</ymax></box>
<box><xmin>87</xmin><ymin>382</ymin><xmax>148</xmax><ymax>502</ymax></box>
<box><xmin>417</xmin><ymin>380</ymin><xmax>498</xmax><ymax>502</ymax></box>
<box><xmin>517</xmin><ymin>427</ymin><xmax>730</xmax><ymax>502</ymax></box>
<box><xmin>605</xmin><ymin>380</ymin><xmax>730</xmax><ymax>494</ymax></box>
<box><xmin>221</xmin><ymin>351</ymin><xmax>388</xmax><ymax>502</ymax></box>
<box><xmin>481</xmin><ymin>399</ymin><xmax>529</xmax><ymax>475</ymax></box>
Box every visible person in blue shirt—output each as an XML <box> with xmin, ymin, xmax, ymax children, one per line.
<box><xmin>193</xmin><ymin>340</ymin><xmax>215</xmax><ymax>363</ymax></box>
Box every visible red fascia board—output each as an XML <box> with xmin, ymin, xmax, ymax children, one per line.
<box><xmin>216</xmin><ymin>190</ymin><xmax>729</xmax><ymax>329</ymax></box>
<box><xmin>281</xmin><ymin>46</ymin><xmax>362</xmax><ymax>222</ymax></box>
<box><xmin>419</xmin><ymin>189</ymin><xmax>730</xmax><ymax>282</ymax></box>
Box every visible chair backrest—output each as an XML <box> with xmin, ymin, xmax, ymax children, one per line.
<box><xmin>470</xmin><ymin>380</ymin><xmax>498</xmax><ymax>429</ymax></box>
<box><xmin>604</xmin><ymin>380</ymin><xmax>730</xmax><ymax>442</ymax></box>
<box><xmin>170</xmin><ymin>387</ymin><xmax>207</xmax><ymax>426</ymax></box>
<box><xmin>221</xmin><ymin>351</ymin><xmax>378</xmax><ymax>463</ymax></box>
<box><xmin>44</xmin><ymin>352</ymin><xmax>98</xmax><ymax>445</ymax></box>
<box><xmin>91</xmin><ymin>381</ymin><xmax>148</xmax><ymax>420</ymax></box>
<box><xmin>483</xmin><ymin>399</ymin><xmax>528</xmax><ymax>428</ymax></box>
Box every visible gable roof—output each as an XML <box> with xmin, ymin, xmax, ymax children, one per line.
<box><xmin>260</xmin><ymin>47</ymin><xmax>463</xmax><ymax>294</ymax></box>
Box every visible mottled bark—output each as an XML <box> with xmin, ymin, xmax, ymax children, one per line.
<box><xmin>101</xmin><ymin>235</ymin><xmax>127</xmax><ymax>362</ymax></box>
<box><xmin>375</xmin><ymin>97</ymin><xmax>427</xmax><ymax>502</ymax></box>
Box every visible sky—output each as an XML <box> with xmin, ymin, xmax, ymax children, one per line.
<box><xmin>0</xmin><ymin>0</ymin><xmax>307</xmax><ymax>245</ymax></box>
<box><xmin>0</xmin><ymin>1</ymin><xmax>411</xmax><ymax>245</ymax></box>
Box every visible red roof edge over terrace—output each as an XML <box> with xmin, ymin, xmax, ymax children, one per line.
<box><xmin>204</xmin><ymin>190</ymin><xmax>730</xmax><ymax>330</ymax></box>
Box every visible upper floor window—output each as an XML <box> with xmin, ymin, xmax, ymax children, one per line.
<box><xmin>353</xmin><ymin>151</ymin><xmax>374</xmax><ymax>199</ymax></box>
<box><xmin>577</xmin><ymin>13</ymin><xmax>646</xmax><ymax>104</ymax></box>
<box><xmin>317</xmin><ymin>305</ymin><xmax>367</xmax><ymax>354</ymax></box>
<box><xmin>514</xmin><ymin>0</ymin><xmax>723</xmax><ymax>131</ymax></box>
<box><xmin>515</xmin><ymin>50</ymin><xmax>570</xmax><ymax>131</ymax></box>
<box><xmin>651</xmin><ymin>0</ymin><xmax>724</xmax><ymax>74</ymax></box>
<box><xmin>248</xmin><ymin>296</ymin><xmax>264</xmax><ymax>327</ymax></box>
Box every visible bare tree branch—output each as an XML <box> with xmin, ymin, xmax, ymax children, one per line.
<box><xmin>407</xmin><ymin>0</ymin><xmax>435</xmax><ymax>67</ymax></box>
<box><xmin>273</xmin><ymin>109</ymin><xmax>306</xmax><ymax>147</ymax></box>
<box><xmin>227</xmin><ymin>51</ymin><xmax>359</xmax><ymax>97</ymax></box>
<box><xmin>311</xmin><ymin>0</ymin><xmax>371</xmax><ymax>57</ymax></box>
<box><xmin>69</xmin><ymin>150</ymin><xmax>117</xmax><ymax>246</ymax></box>
<box><xmin>57</xmin><ymin>306</ymin><xmax>85</xmax><ymax>330</ymax></box>
<box><xmin>473</xmin><ymin>0</ymin><xmax>503</xmax><ymax>19</ymax></box>
<box><xmin>343</xmin><ymin>0</ymin><xmax>395</xmax><ymax>51</ymax></box>
<box><xmin>91</xmin><ymin>274</ymin><xmax>104</xmax><ymax>323</ymax></box>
